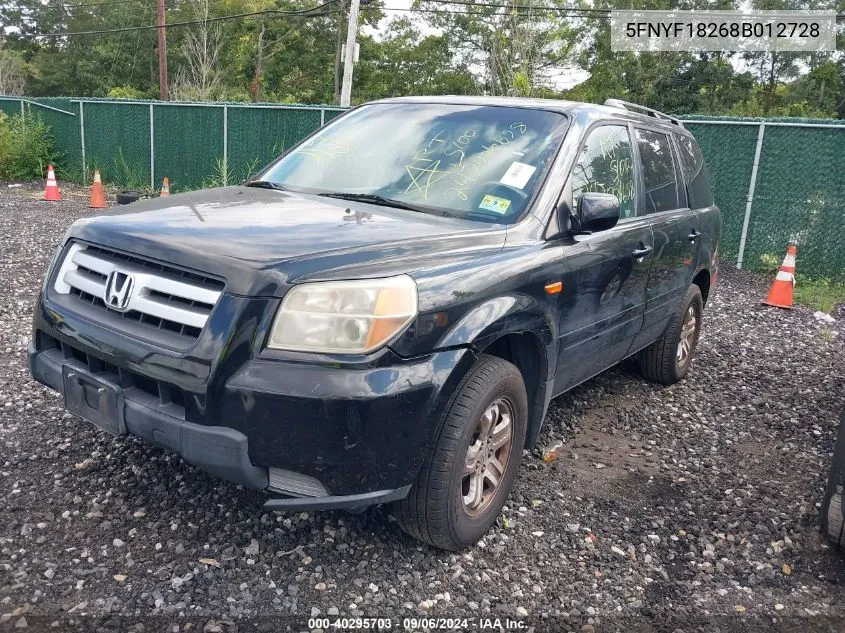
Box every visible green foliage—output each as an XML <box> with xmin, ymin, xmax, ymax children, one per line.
<box><xmin>0</xmin><ymin>110</ymin><xmax>59</xmax><ymax>180</ymax></box>
<box><xmin>0</xmin><ymin>48</ymin><xmax>32</xmax><ymax>95</ymax></box>
<box><xmin>0</xmin><ymin>112</ymin><xmax>9</xmax><ymax>159</ymax></box>
<box><xmin>793</xmin><ymin>276</ymin><xmax>845</xmax><ymax>314</ymax></box>
<box><xmin>107</xmin><ymin>86</ymin><xmax>155</xmax><ymax>100</ymax></box>
<box><xmin>727</xmin><ymin>84</ymin><xmax>838</xmax><ymax>119</ymax></box>
<box><xmin>512</xmin><ymin>73</ymin><xmax>531</xmax><ymax>97</ymax></box>
<box><xmin>0</xmin><ymin>0</ymin><xmax>842</xmax><ymax>117</ymax></box>
<box><xmin>200</xmin><ymin>155</ymin><xmax>262</xmax><ymax>190</ymax></box>
<box><xmin>112</xmin><ymin>147</ymin><xmax>153</xmax><ymax>193</ymax></box>
<box><xmin>355</xmin><ymin>18</ymin><xmax>478</xmax><ymax>101</ymax></box>
<box><xmin>758</xmin><ymin>252</ymin><xmax>783</xmax><ymax>278</ymax></box>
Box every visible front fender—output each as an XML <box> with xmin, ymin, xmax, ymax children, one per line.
<box><xmin>435</xmin><ymin>294</ymin><xmax>557</xmax><ymax>379</ymax></box>
<box><xmin>432</xmin><ymin>293</ymin><xmax>557</xmax><ymax>450</ymax></box>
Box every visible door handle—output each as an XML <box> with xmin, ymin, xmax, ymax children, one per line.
<box><xmin>632</xmin><ymin>245</ymin><xmax>653</xmax><ymax>258</ymax></box>
<box><xmin>688</xmin><ymin>229</ymin><xmax>702</xmax><ymax>242</ymax></box>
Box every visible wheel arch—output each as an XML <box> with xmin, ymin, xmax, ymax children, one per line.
<box><xmin>692</xmin><ymin>267</ymin><xmax>711</xmax><ymax>305</ymax></box>
<box><xmin>432</xmin><ymin>295</ymin><xmax>557</xmax><ymax>450</ymax></box>
<box><xmin>479</xmin><ymin>331</ymin><xmax>552</xmax><ymax>450</ymax></box>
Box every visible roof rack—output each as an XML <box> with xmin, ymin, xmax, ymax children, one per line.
<box><xmin>603</xmin><ymin>99</ymin><xmax>684</xmax><ymax>128</ymax></box>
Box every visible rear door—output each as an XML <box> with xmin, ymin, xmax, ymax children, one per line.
<box><xmin>631</xmin><ymin>126</ymin><xmax>701</xmax><ymax>351</ymax></box>
<box><xmin>555</xmin><ymin>123</ymin><xmax>653</xmax><ymax>393</ymax></box>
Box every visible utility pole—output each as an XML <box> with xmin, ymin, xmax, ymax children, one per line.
<box><xmin>156</xmin><ymin>0</ymin><xmax>169</xmax><ymax>100</ymax></box>
<box><xmin>252</xmin><ymin>19</ymin><xmax>266</xmax><ymax>102</ymax></box>
<box><xmin>489</xmin><ymin>36</ymin><xmax>497</xmax><ymax>97</ymax></box>
<box><xmin>339</xmin><ymin>0</ymin><xmax>360</xmax><ymax>107</ymax></box>
<box><xmin>333</xmin><ymin>0</ymin><xmax>347</xmax><ymax>103</ymax></box>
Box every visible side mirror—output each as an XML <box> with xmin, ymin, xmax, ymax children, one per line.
<box><xmin>577</xmin><ymin>192</ymin><xmax>621</xmax><ymax>233</ymax></box>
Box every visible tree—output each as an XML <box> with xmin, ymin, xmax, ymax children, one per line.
<box><xmin>170</xmin><ymin>0</ymin><xmax>224</xmax><ymax>100</ymax></box>
<box><xmin>0</xmin><ymin>48</ymin><xmax>28</xmax><ymax>95</ymax></box>
<box><xmin>415</xmin><ymin>0</ymin><xmax>575</xmax><ymax>97</ymax></box>
<box><xmin>0</xmin><ymin>0</ymin><xmax>840</xmax><ymax>117</ymax></box>
<box><xmin>489</xmin><ymin>3</ymin><xmax>575</xmax><ymax>96</ymax></box>
<box><xmin>355</xmin><ymin>18</ymin><xmax>478</xmax><ymax>100</ymax></box>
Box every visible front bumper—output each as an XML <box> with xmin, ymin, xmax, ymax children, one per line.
<box><xmin>28</xmin><ymin>333</ymin><xmax>473</xmax><ymax>510</ymax></box>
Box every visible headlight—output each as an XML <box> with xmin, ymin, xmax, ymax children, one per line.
<box><xmin>267</xmin><ymin>275</ymin><xmax>418</xmax><ymax>354</ymax></box>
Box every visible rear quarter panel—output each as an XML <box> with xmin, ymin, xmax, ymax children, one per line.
<box><xmin>696</xmin><ymin>204</ymin><xmax>722</xmax><ymax>288</ymax></box>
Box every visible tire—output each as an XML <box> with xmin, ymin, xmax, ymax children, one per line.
<box><xmin>116</xmin><ymin>190</ymin><xmax>143</xmax><ymax>205</ymax></box>
<box><xmin>393</xmin><ymin>354</ymin><xmax>528</xmax><ymax>551</ymax></box>
<box><xmin>639</xmin><ymin>284</ymin><xmax>703</xmax><ymax>385</ymax></box>
<box><xmin>820</xmin><ymin>408</ymin><xmax>845</xmax><ymax>548</ymax></box>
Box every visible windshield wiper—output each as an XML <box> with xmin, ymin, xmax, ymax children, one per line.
<box><xmin>244</xmin><ymin>180</ymin><xmax>289</xmax><ymax>191</ymax></box>
<box><xmin>317</xmin><ymin>192</ymin><xmax>432</xmax><ymax>214</ymax></box>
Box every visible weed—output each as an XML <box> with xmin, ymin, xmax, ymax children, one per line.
<box><xmin>758</xmin><ymin>252</ymin><xmax>782</xmax><ymax>278</ymax></box>
<box><xmin>819</xmin><ymin>326</ymin><xmax>836</xmax><ymax>343</ymax></box>
<box><xmin>201</xmin><ymin>155</ymin><xmax>263</xmax><ymax>190</ymax></box>
<box><xmin>0</xmin><ymin>110</ymin><xmax>60</xmax><ymax>180</ymax></box>
<box><xmin>112</xmin><ymin>148</ymin><xmax>153</xmax><ymax>194</ymax></box>
<box><xmin>793</xmin><ymin>275</ymin><xmax>845</xmax><ymax>314</ymax></box>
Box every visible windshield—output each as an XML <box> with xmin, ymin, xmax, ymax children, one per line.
<box><xmin>259</xmin><ymin>103</ymin><xmax>568</xmax><ymax>224</ymax></box>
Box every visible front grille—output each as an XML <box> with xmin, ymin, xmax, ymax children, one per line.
<box><xmin>37</xmin><ymin>331</ymin><xmax>186</xmax><ymax>416</ymax></box>
<box><xmin>53</xmin><ymin>242</ymin><xmax>223</xmax><ymax>342</ymax></box>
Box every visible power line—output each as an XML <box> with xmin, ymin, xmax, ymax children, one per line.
<box><xmin>21</xmin><ymin>1</ymin><xmax>845</xmax><ymax>36</ymax></box>
<box><xmin>126</xmin><ymin>0</ymin><xmax>154</xmax><ymax>82</ymax></box>
<box><xmin>29</xmin><ymin>1</ymin><xmax>341</xmax><ymax>38</ymax></box>
<box><xmin>390</xmin><ymin>4</ymin><xmax>845</xmax><ymax>20</ymax></box>
<box><xmin>60</xmin><ymin>0</ymin><xmax>158</xmax><ymax>8</ymax></box>
<box><xmin>59</xmin><ymin>0</ymin><xmax>222</xmax><ymax>9</ymax></box>
<box><xmin>415</xmin><ymin>1</ymin><xmax>610</xmax><ymax>15</ymax></box>
<box><xmin>384</xmin><ymin>5</ymin><xmax>608</xmax><ymax>18</ymax></box>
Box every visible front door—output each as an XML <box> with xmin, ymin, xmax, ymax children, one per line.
<box><xmin>630</xmin><ymin>127</ymin><xmax>702</xmax><ymax>351</ymax></box>
<box><xmin>555</xmin><ymin>123</ymin><xmax>653</xmax><ymax>393</ymax></box>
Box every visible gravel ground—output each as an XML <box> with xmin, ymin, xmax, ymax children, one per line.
<box><xmin>1</xmin><ymin>185</ymin><xmax>844</xmax><ymax>632</ymax></box>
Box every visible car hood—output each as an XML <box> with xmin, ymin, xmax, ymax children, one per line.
<box><xmin>66</xmin><ymin>186</ymin><xmax>507</xmax><ymax>296</ymax></box>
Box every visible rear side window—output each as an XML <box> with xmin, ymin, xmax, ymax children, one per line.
<box><xmin>635</xmin><ymin>129</ymin><xmax>680</xmax><ymax>214</ymax></box>
<box><xmin>676</xmin><ymin>134</ymin><xmax>715</xmax><ymax>208</ymax></box>
<box><xmin>571</xmin><ymin>125</ymin><xmax>637</xmax><ymax>219</ymax></box>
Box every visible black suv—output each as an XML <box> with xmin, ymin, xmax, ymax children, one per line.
<box><xmin>29</xmin><ymin>97</ymin><xmax>719</xmax><ymax>550</ymax></box>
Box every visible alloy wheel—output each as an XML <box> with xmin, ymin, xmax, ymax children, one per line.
<box><xmin>461</xmin><ymin>397</ymin><xmax>514</xmax><ymax>517</ymax></box>
<box><xmin>677</xmin><ymin>304</ymin><xmax>697</xmax><ymax>366</ymax></box>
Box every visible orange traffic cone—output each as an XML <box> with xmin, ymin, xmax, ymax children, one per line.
<box><xmin>44</xmin><ymin>165</ymin><xmax>61</xmax><ymax>201</ymax></box>
<box><xmin>89</xmin><ymin>169</ymin><xmax>107</xmax><ymax>208</ymax></box>
<box><xmin>762</xmin><ymin>244</ymin><xmax>797</xmax><ymax>309</ymax></box>
<box><xmin>160</xmin><ymin>177</ymin><xmax>170</xmax><ymax>197</ymax></box>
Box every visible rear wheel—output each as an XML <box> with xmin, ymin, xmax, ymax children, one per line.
<box><xmin>639</xmin><ymin>284</ymin><xmax>703</xmax><ymax>385</ymax></box>
<box><xmin>393</xmin><ymin>354</ymin><xmax>527</xmax><ymax>550</ymax></box>
<box><xmin>821</xmin><ymin>409</ymin><xmax>845</xmax><ymax>548</ymax></box>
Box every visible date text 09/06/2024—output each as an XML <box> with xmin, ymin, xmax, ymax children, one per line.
<box><xmin>307</xmin><ymin>617</ymin><xmax>527</xmax><ymax>630</ymax></box>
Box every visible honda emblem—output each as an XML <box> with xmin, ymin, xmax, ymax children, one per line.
<box><xmin>104</xmin><ymin>270</ymin><xmax>134</xmax><ymax>311</ymax></box>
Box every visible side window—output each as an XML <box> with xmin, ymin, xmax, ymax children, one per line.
<box><xmin>676</xmin><ymin>134</ymin><xmax>715</xmax><ymax>209</ymax></box>
<box><xmin>571</xmin><ymin>125</ymin><xmax>636</xmax><ymax>219</ymax></box>
<box><xmin>635</xmin><ymin>129</ymin><xmax>680</xmax><ymax>214</ymax></box>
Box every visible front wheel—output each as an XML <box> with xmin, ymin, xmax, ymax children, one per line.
<box><xmin>638</xmin><ymin>284</ymin><xmax>703</xmax><ymax>385</ymax></box>
<box><xmin>393</xmin><ymin>354</ymin><xmax>528</xmax><ymax>550</ymax></box>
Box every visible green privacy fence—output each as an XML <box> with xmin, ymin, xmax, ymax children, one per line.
<box><xmin>0</xmin><ymin>97</ymin><xmax>843</xmax><ymax>280</ymax></box>
<box><xmin>681</xmin><ymin>116</ymin><xmax>845</xmax><ymax>281</ymax></box>
<box><xmin>0</xmin><ymin>96</ymin><xmax>345</xmax><ymax>192</ymax></box>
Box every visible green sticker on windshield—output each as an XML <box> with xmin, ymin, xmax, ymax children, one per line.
<box><xmin>479</xmin><ymin>195</ymin><xmax>511</xmax><ymax>214</ymax></box>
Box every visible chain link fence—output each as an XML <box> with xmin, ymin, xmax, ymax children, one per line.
<box><xmin>682</xmin><ymin>116</ymin><xmax>845</xmax><ymax>282</ymax></box>
<box><xmin>1</xmin><ymin>97</ymin><xmax>843</xmax><ymax>281</ymax></box>
<box><xmin>0</xmin><ymin>96</ymin><xmax>345</xmax><ymax>192</ymax></box>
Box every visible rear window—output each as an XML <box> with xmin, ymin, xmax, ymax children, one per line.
<box><xmin>676</xmin><ymin>134</ymin><xmax>714</xmax><ymax>209</ymax></box>
<box><xmin>635</xmin><ymin>128</ymin><xmax>681</xmax><ymax>214</ymax></box>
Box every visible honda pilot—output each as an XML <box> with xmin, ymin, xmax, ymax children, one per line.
<box><xmin>29</xmin><ymin>97</ymin><xmax>720</xmax><ymax>550</ymax></box>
